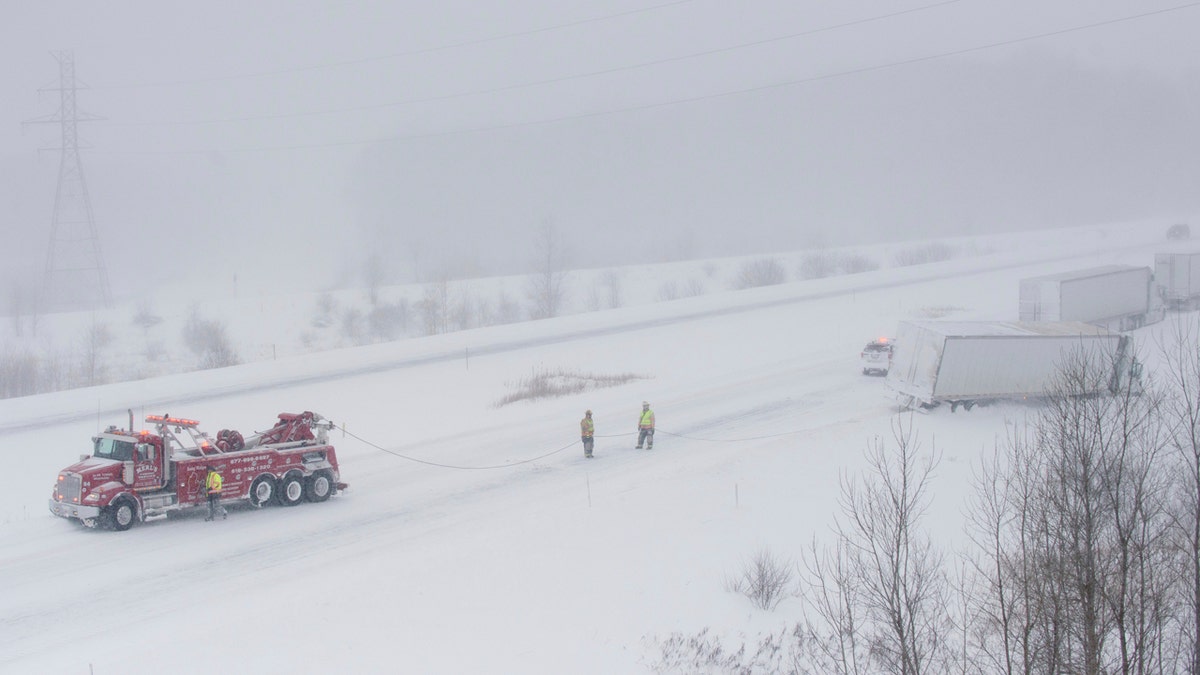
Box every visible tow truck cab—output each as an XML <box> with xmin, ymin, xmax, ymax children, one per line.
<box><xmin>50</xmin><ymin>428</ymin><xmax>169</xmax><ymax>527</ymax></box>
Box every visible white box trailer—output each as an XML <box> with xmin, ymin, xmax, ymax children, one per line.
<box><xmin>1155</xmin><ymin>252</ymin><xmax>1200</xmax><ymax>309</ymax></box>
<box><xmin>885</xmin><ymin>320</ymin><xmax>1138</xmax><ymax>411</ymax></box>
<box><xmin>1018</xmin><ymin>265</ymin><xmax>1158</xmax><ymax>330</ymax></box>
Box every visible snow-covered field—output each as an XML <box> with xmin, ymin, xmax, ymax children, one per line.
<box><xmin>0</xmin><ymin>220</ymin><xmax>1189</xmax><ymax>673</ymax></box>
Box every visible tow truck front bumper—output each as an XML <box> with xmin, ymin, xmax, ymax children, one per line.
<box><xmin>49</xmin><ymin>499</ymin><xmax>101</xmax><ymax>522</ymax></box>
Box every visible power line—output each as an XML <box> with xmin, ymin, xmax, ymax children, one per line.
<box><xmin>99</xmin><ymin>0</ymin><xmax>1200</xmax><ymax>156</ymax></box>
<box><xmin>94</xmin><ymin>0</ymin><xmax>698</xmax><ymax>90</ymax></box>
<box><xmin>110</xmin><ymin>0</ymin><xmax>964</xmax><ymax>127</ymax></box>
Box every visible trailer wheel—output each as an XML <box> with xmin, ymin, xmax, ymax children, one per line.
<box><xmin>306</xmin><ymin>471</ymin><xmax>333</xmax><ymax>503</ymax></box>
<box><xmin>279</xmin><ymin>473</ymin><xmax>305</xmax><ymax>507</ymax></box>
<box><xmin>105</xmin><ymin>498</ymin><xmax>137</xmax><ymax>531</ymax></box>
<box><xmin>249</xmin><ymin>475</ymin><xmax>277</xmax><ymax>508</ymax></box>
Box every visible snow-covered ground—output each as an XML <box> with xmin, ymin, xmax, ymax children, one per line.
<box><xmin>0</xmin><ymin>220</ymin><xmax>1189</xmax><ymax>673</ymax></box>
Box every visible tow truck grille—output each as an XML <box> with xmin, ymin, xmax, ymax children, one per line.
<box><xmin>60</xmin><ymin>474</ymin><xmax>82</xmax><ymax>502</ymax></box>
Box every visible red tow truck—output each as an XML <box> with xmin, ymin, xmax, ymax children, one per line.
<box><xmin>50</xmin><ymin>411</ymin><xmax>347</xmax><ymax>530</ymax></box>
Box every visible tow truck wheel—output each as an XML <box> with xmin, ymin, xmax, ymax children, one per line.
<box><xmin>107</xmin><ymin>498</ymin><xmax>137</xmax><ymax>531</ymax></box>
<box><xmin>279</xmin><ymin>473</ymin><xmax>305</xmax><ymax>507</ymax></box>
<box><xmin>249</xmin><ymin>475</ymin><xmax>277</xmax><ymax>508</ymax></box>
<box><xmin>306</xmin><ymin>471</ymin><xmax>333</xmax><ymax>503</ymax></box>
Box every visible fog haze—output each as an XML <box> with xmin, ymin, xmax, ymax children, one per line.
<box><xmin>4</xmin><ymin>0</ymin><xmax>1198</xmax><ymax>300</ymax></box>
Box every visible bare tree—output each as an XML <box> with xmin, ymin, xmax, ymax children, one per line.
<box><xmin>804</xmin><ymin>417</ymin><xmax>950</xmax><ymax>674</ymax></box>
<box><xmin>417</xmin><ymin>277</ymin><xmax>450</xmax><ymax>336</ymax></box>
<box><xmin>601</xmin><ymin>269</ymin><xmax>623</xmax><ymax>309</ymax></box>
<box><xmin>963</xmin><ymin>342</ymin><xmax>1176</xmax><ymax>675</ymax></box>
<box><xmin>526</xmin><ymin>221</ymin><xmax>569</xmax><ymax>319</ymax></box>
<box><xmin>1159</xmin><ymin>317</ymin><xmax>1200</xmax><ymax>673</ymax></box>
<box><xmin>801</xmin><ymin>535</ymin><xmax>870</xmax><ymax>675</ymax></box>
<box><xmin>363</xmin><ymin>251</ymin><xmax>386</xmax><ymax>307</ymax></box>
<box><xmin>1033</xmin><ymin>345</ymin><xmax>1172</xmax><ymax>675</ymax></box>
<box><xmin>80</xmin><ymin>317</ymin><xmax>112</xmax><ymax>386</ymax></box>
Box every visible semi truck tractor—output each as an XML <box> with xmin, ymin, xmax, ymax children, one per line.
<box><xmin>1156</xmin><ymin>251</ymin><xmax>1200</xmax><ymax>310</ymax></box>
<box><xmin>1018</xmin><ymin>264</ymin><xmax>1159</xmax><ymax>330</ymax></box>
<box><xmin>885</xmin><ymin>320</ymin><xmax>1140</xmax><ymax>411</ymax></box>
<box><xmin>50</xmin><ymin>411</ymin><xmax>347</xmax><ymax>530</ymax></box>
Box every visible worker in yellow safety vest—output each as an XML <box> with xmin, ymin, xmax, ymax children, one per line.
<box><xmin>581</xmin><ymin>410</ymin><xmax>595</xmax><ymax>458</ymax></box>
<box><xmin>636</xmin><ymin>401</ymin><xmax>655</xmax><ymax>450</ymax></box>
<box><xmin>204</xmin><ymin>466</ymin><xmax>226</xmax><ymax>521</ymax></box>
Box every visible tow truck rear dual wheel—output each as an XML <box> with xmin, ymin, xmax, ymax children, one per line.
<box><xmin>104</xmin><ymin>497</ymin><xmax>137</xmax><ymax>531</ymax></box>
<box><xmin>279</xmin><ymin>472</ymin><xmax>305</xmax><ymax>507</ymax></box>
<box><xmin>249</xmin><ymin>475</ymin><xmax>278</xmax><ymax>508</ymax></box>
<box><xmin>306</xmin><ymin>470</ymin><xmax>333</xmax><ymax>503</ymax></box>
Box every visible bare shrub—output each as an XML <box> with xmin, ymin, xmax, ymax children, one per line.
<box><xmin>702</xmin><ymin>261</ymin><xmax>719</xmax><ymax>279</ymax></box>
<box><xmin>657</xmin><ymin>281</ymin><xmax>679</xmax><ymax>302</ymax></box>
<box><xmin>601</xmin><ymin>269</ymin><xmax>623</xmax><ymax>309</ymax></box>
<box><xmin>132</xmin><ymin>301</ymin><xmax>162</xmax><ymax>331</ymax></box>
<box><xmin>451</xmin><ymin>287</ymin><xmax>485</xmax><ymax>331</ymax></box>
<box><xmin>838</xmin><ymin>254</ymin><xmax>880</xmax><ymax>274</ymax></box>
<box><xmin>338</xmin><ymin>307</ymin><xmax>366</xmax><ymax>345</ymax></box>
<box><xmin>493</xmin><ymin>290</ymin><xmax>522</xmax><ymax>325</ymax></box>
<box><xmin>0</xmin><ymin>347</ymin><xmax>41</xmax><ymax>398</ymax></box>
<box><xmin>892</xmin><ymin>243</ymin><xmax>956</xmax><ymax>267</ymax></box>
<box><xmin>182</xmin><ymin>307</ymin><xmax>240</xmax><ymax>369</ymax></box>
<box><xmin>417</xmin><ymin>279</ymin><xmax>450</xmax><ymax>335</ymax></box>
<box><xmin>681</xmin><ymin>278</ymin><xmax>706</xmax><ymax>297</ymax></box>
<box><xmin>369</xmin><ymin>300</ymin><xmax>409</xmax><ymax>341</ymax></box>
<box><xmin>799</xmin><ymin>252</ymin><xmax>837</xmax><ymax>280</ymax></box>
<box><xmin>584</xmin><ymin>285</ymin><xmax>602</xmax><ymax>312</ymax></box>
<box><xmin>726</xmin><ymin>548</ymin><xmax>794</xmax><ymax>610</ymax></box>
<box><xmin>313</xmin><ymin>292</ymin><xmax>337</xmax><ymax>328</ymax></box>
<box><xmin>652</xmin><ymin>625</ymin><xmax>811</xmax><ymax>675</ymax></box>
<box><xmin>495</xmin><ymin>367</ymin><xmax>649</xmax><ymax>407</ymax></box>
<box><xmin>733</xmin><ymin>258</ymin><xmax>788</xmax><ymax>290</ymax></box>
<box><xmin>198</xmin><ymin>335</ymin><xmax>240</xmax><ymax>370</ymax></box>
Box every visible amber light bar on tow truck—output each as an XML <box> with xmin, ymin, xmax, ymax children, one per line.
<box><xmin>145</xmin><ymin>414</ymin><xmax>200</xmax><ymax>428</ymax></box>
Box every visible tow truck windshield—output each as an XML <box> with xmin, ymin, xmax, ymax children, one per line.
<box><xmin>94</xmin><ymin>436</ymin><xmax>135</xmax><ymax>461</ymax></box>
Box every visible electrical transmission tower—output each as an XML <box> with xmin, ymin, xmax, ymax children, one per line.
<box><xmin>25</xmin><ymin>50</ymin><xmax>112</xmax><ymax>311</ymax></box>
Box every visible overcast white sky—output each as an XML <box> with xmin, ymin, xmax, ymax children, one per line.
<box><xmin>4</xmin><ymin>0</ymin><xmax>1199</xmax><ymax>300</ymax></box>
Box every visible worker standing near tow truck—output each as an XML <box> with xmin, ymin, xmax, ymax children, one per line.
<box><xmin>204</xmin><ymin>465</ymin><xmax>226</xmax><ymax>521</ymax></box>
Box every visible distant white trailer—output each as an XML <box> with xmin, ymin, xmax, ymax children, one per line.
<box><xmin>885</xmin><ymin>320</ymin><xmax>1139</xmax><ymax>411</ymax></box>
<box><xmin>1018</xmin><ymin>265</ymin><xmax>1159</xmax><ymax>331</ymax></box>
<box><xmin>1155</xmin><ymin>252</ymin><xmax>1200</xmax><ymax>310</ymax></box>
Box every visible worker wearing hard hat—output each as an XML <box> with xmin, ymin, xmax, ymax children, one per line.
<box><xmin>636</xmin><ymin>401</ymin><xmax>655</xmax><ymax>450</ymax></box>
<box><xmin>580</xmin><ymin>410</ymin><xmax>595</xmax><ymax>458</ymax></box>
